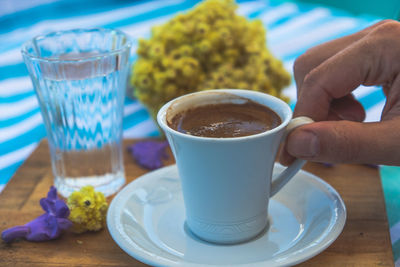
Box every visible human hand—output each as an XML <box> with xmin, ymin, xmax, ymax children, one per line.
<box><xmin>281</xmin><ymin>20</ymin><xmax>400</xmax><ymax>165</ymax></box>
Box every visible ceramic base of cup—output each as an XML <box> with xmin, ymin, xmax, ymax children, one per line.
<box><xmin>184</xmin><ymin>219</ymin><xmax>269</xmax><ymax>245</ymax></box>
<box><xmin>185</xmin><ymin>212</ymin><xmax>269</xmax><ymax>245</ymax></box>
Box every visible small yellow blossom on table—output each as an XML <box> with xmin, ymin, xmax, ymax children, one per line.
<box><xmin>67</xmin><ymin>186</ymin><xmax>108</xmax><ymax>233</ymax></box>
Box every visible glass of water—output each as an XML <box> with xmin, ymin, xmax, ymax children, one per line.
<box><xmin>22</xmin><ymin>28</ymin><xmax>131</xmax><ymax>197</ymax></box>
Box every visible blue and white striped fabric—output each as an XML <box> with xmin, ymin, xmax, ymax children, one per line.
<box><xmin>0</xmin><ymin>0</ymin><xmax>392</xmax><ymax>261</ymax></box>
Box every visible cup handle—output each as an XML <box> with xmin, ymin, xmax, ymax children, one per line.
<box><xmin>270</xmin><ymin>116</ymin><xmax>314</xmax><ymax>197</ymax></box>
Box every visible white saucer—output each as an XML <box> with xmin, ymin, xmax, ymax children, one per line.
<box><xmin>107</xmin><ymin>164</ymin><xmax>346</xmax><ymax>267</ymax></box>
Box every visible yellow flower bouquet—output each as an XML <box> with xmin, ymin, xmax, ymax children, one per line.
<box><xmin>130</xmin><ymin>0</ymin><xmax>291</xmax><ymax>119</ymax></box>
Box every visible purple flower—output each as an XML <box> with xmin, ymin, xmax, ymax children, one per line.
<box><xmin>129</xmin><ymin>140</ymin><xmax>169</xmax><ymax>170</ymax></box>
<box><xmin>1</xmin><ymin>186</ymin><xmax>72</xmax><ymax>243</ymax></box>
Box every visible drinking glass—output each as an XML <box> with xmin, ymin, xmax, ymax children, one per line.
<box><xmin>22</xmin><ymin>28</ymin><xmax>131</xmax><ymax>197</ymax></box>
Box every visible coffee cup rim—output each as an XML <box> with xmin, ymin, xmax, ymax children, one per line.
<box><xmin>157</xmin><ymin>89</ymin><xmax>293</xmax><ymax>141</ymax></box>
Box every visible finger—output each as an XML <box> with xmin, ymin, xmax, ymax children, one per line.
<box><xmin>279</xmin><ymin>95</ymin><xmax>365</xmax><ymax>166</ymax></box>
<box><xmin>293</xmin><ymin>20</ymin><xmax>391</xmax><ymax>91</ymax></box>
<box><xmin>294</xmin><ymin>23</ymin><xmax>400</xmax><ymax>121</ymax></box>
<box><xmin>279</xmin><ymin>143</ymin><xmax>296</xmax><ymax>166</ymax></box>
<box><xmin>382</xmin><ymin>74</ymin><xmax>400</xmax><ymax>120</ymax></box>
<box><xmin>330</xmin><ymin>94</ymin><xmax>366</xmax><ymax>122</ymax></box>
<box><xmin>285</xmin><ymin>119</ymin><xmax>400</xmax><ymax>165</ymax></box>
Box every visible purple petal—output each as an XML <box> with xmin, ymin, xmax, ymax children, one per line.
<box><xmin>39</xmin><ymin>198</ymin><xmax>50</xmax><ymax>213</ymax></box>
<box><xmin>57</xmin><ymin>218</ymin><xmax>73</xmax><ymax>231</ymax></box>
<box><xmin>55</xmin><ymin>199</ymin><xmax>70</xmax><ymax>218</ymax></box>
<box><xmin>46</xmin><ymin>216</ymin><xmax>59</xmax><ymax>239</ymax></box>
<box><xmin>1</xmin><ymin>226</ymin><xmax>30</xmax><ymax>243</ymax></box>
<box><xmin>40</xmin><ymin>186</ymin><xmax>60</xmax><ymax>214</ymax></box>
<box><xmin>25</xmin><ymin>213</ymin><xmax>68</xmax><ymax>241</ymax></box>
<box><xmin>47</xmin><ymin>186</ymin><xmax>58</xmax><ymax>201</ymax></box>
<box><xmin>25</xmin><ymin>214</ymin><xmax>51</xmax><ymax>240</ymax></box>
<box><xmin>1</xmin><ymin>186</ymin><xmax>72</xmax><ymax>243</ymax></box>
<box><xmin>25</xmin><ymin>213</ymin><xmax>48</xmax><ymax>228</ymax></box>
<box><xmin>26</xmin><ymin>231</ymin><xmax>50</xmax><ymax>242</ymax></box>
<box><xmin>25</xmin><ymin>214</ymin><xmax>58</xmax><ymax>241</ymax></box>
<box><xmin>129</xmin><ymin>141</ymin><xmax>169</xmax><ymax>170</ymax></box>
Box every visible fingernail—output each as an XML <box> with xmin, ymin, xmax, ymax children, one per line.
<box><xmin>288</xmin><ymin>130</ymin><xmax>319</xmax><ymax>158</ymax></box>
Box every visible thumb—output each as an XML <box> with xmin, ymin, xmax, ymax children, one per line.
<box><xmin>285</xmin><ymin>119</ymin><xmax>400</xmax><ymax>165</ymax></box>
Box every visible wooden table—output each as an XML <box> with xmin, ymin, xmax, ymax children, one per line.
<box><xmin>0</xmin><ymin>139</ymin><xmax>394</xmax><ymax>266</ymax></box>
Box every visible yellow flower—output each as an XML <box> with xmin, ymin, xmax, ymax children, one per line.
<box><xmin>67</xmin><ymin>186</ymin><xmax>108</xmax><ymax>234</ymax></box>
<box><xmin>153</xmin><ymin>71</ymin><xmax>168</xmax><ymax>89</ymax></box>
<box><xmin>196</xmin><ymin>39</ymin><xmax>211</xmax><ymax>54</ymax></box>
<box><xmin>196</xmin><ymin>23</ymin><xmax>209</xmax><ymax>36</ymax></box>
<box><xmin>149</xmin><ymin>43</ymin><xmax>165</xmax><ymax>59</ymax></box>
<box><xmin>165</xmin><ymin>83</ymin><xmax>178</xmax><ymax>96</ymax></box>
<box><xmin>161</xmin><ymin>57</ymin><xmax>173</xmax><ymax>68</ymax></box>
<box><xmin>130</xmin><ymin>0</ymin><xmax>291</xmax><ymax>120</ymax></box>
<box><xmin>179</xmin><ymin>45</ymin><xmax>194</xmax><ymax>57</ymax></box>
<box><xmin>237</xmin><ymin>81</ymin><xmax>249</xmax><ymax>89</ymax></box>
<box><xmin>165</xmin><ymin>68</ymin><xmax>176</xmax><ymax>78</ymax></box>
<box><xmin>136</xmin><ymin>39</ymin><xmax>150</xmax><ymax>57</ymax></box>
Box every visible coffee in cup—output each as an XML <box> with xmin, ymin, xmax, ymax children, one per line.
<box><xmin>167</xmin><ymin>96</ymin><xmax>281</xmax><ymax>138</ymax></box>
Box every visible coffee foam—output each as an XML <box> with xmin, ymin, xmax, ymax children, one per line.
<box><xmin>166</xmin><ymin>92</ymin><xmax>251</xmax><ymax>126</ymax></box>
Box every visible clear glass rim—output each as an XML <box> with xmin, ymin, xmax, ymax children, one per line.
<box><xmin>21</xmin><ymin>28</ymin><xmax>131</xmax><ymax>63</ymax></box>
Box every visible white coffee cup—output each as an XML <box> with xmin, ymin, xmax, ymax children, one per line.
<box><xmin>157</xmin><ymin>89</ymin><xmax>313</xmax><ymax>244</ymax></box>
